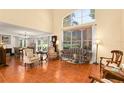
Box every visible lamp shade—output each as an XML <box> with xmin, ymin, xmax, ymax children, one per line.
<box><xmin>0</xmin><ymin>43</ymin><xmax>6</xmax><ymax>49</ymax></box>
<box><xmin>96</xmin><ymin>39</ymin><xmax>101</xmax><ymax>44</ymax></box>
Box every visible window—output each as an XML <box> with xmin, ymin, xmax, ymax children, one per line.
<box><xmin>82</xmin><ymin>28</ymin><xmax>92</xmax><ymax>50</ymax></box>
<box><xmin>19</xmin><ymin>40</ymin><xmax>23</xmax><ymax>47</ymax></box>
<box><xmin>63</xmin><ymin>9</ymin><xmax>95</xmax><ymax>27</ymax></box>
<box><xmin>82</xmin><ymin>9</ymin><xmax>95</xmax><ymax>24</ymax></box>
<box><xmin>63</xmin><ymin>15</ymin><xmax>72</xmax><ymax>27</ymax></box>
<box><xmin>63</xmin><ymin>31</ymin><xmax>71</xmax><ymax>49</ymax></box>
<box><xmin>37</xmin><ymin>36</ymin><xmax>50</xmax><ymax>51</ymax></box>
<box><xmin>63</xmin><ymin>9</ymin><xmax>95</xmax><ymax>50</ymax></box>
<box><xmin>72</xmin><ymin>31</ymin><xmax>81</xmax><ymax>48</ymax></box>
<box><xmin>63</xmin><ymin>27</ymin><xmax>92</xmax><ymax>50</ymax></box>
<box><xmin>24</xmin><ymin>39</ymin><xmax>26</xmax><ymax>47</ymax></box>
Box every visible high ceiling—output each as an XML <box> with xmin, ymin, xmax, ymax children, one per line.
<box><xmin>0</xmin><ymin>9</ymin><xmax>73</xmax><ymax>38</ymax></box>
<box><xmin>0</xmin><ymin>22</ymin><xmax>52</xmax><ymax>37</ymax></box>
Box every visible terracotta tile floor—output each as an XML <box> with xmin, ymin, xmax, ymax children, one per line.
<box><xmin>0</xmin><ymin>56</ymin><xmax>100</xmax><ymax>83</ymax></box>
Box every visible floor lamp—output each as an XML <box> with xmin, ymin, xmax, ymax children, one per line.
<box><xmin>94</xmin><ymin>39</ymin><xmax>101</xmax><ymax>64</ymax></box>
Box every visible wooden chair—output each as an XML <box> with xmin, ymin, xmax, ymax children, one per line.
<box><xmin>100</xmin><ymin>50</ymin><xmax>123</xmax><ymax>68</ymax></box>
<box><xmin>99</xmin><ymin>50</ymin><xmax>123</xmax><ymax>77</ymax></box>
<box><xmin>89</xmin><ymin>66</ymin><xmax>124</xmax><ymax>83</ymax></box>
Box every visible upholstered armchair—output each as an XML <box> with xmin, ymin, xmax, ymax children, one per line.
<box><xmin>48</xmin><ymin>46</ymin><xmax>58</xmax><ymax>59</ymax></box>
<box><xmin>23</xmin><ymin>48</ymin><xmax>40</xmax><ymax>67</ymax></box>
<box><xmin>60</xmin><ymin>48</ymin><xmax>92</xmax><ymax>63</ymax></box>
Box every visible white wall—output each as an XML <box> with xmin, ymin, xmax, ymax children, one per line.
<box><xmin>95</xmin><ymin>9</ymin><xmax>122</xmax><ymax>62</ymax></box>
<box><xmin>0</xmin><ymin>9</ymin><xmax>53</xmax><ymax>33</ymax></box>
<box><xmin>120</xmin><ymin>10</ymin><xmax>124</xmax><ymax>62</ymax></box>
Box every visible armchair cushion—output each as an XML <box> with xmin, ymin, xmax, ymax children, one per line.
<box><xmin>30</xmin><ymin>56</ymin><xmax>39</xmax><ymax>61</ymax></box>
<box><xmin>48</xmin><ymin>46</ymin><xmax>58</xmax><ymax>59</ymax></box>
<box><xmin>101</xmin><ymin>78</ymin><xmax>112</xmax><ymax>83</ymax></box>
<box><xmin>107</xmin><ymin>62</ymin><xmax>119</xmax><ymax>68</ymax></box>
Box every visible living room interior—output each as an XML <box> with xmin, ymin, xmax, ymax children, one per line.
<box><xmin>0</xmin><ymin>9</ymin><xmax>124</xmax><ymax>83</ymax></box>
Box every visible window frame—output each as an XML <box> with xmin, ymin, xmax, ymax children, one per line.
<box><xmin>63</xmin><ymin>9</ymin><xmax>95</xmax><ymax>27</ymax></box>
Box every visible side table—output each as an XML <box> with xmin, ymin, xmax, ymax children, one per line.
<box><xmin>37</xmin><ymin>51</ymin><xmax>48</xmax><ymax>61</ymax></box>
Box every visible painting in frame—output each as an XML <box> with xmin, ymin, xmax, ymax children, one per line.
<box><xmin>2</xmin><ymin>35</ymin><xmax>11</xmax><ymax>44</ymax></box>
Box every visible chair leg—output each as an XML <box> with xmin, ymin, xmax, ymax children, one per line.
<box><xmin>24</xmin><ymin>63</ymin><xmax>26</xmax><ymax>67</ymax></box>
<box><xmin>91</xmin><ymin>79</ymin><xmax>95</xmax><ymax>83</ymax></box>
<box><xmin>39</xmin><ymin>60</ymin><xmax>41</xmax><ymax>65</ymax></box>
<box><xmin>30</xmin><ymin>63</ymin><xmax>33</xmax><ymax>68</ymax></box>
<box><xmin>89</xmin><ymin>76</ymin><xmax>95</xmax><ymax>83</ymax></box>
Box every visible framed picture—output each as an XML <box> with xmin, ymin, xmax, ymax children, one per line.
<box><xmin>2</xmin><ymin>35</ymin><xmax>11</xmax><ymax>44</ymax></box>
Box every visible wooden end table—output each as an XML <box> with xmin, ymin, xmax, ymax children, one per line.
<box><xmin>37</xmin><ymin>51</ymin><xmax>48</xmax><ymax>61</ymax></box>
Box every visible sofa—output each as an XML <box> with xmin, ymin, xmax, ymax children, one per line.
<box><xmin>60</xmin><ymin>48</ymin><xmax>92</xmax><ymax>63</ymax></box>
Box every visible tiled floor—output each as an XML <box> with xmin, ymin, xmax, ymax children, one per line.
<box><xmin>0</xmin><ymin>56</ymin><xmax>100</xmax><ymax>83</ymax></box>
